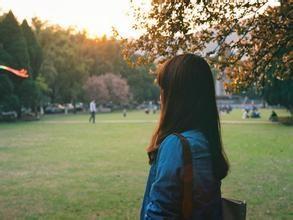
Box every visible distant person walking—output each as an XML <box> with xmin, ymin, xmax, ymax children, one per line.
<box><xmin>89</xmin><ymin>100</ymin><xmax>96</xmax><ymax>123</ymax></box>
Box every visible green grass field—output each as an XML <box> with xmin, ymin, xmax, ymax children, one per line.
<box><xmin>0</xmin><ymin>109</ymin><xmax>292</xmax><ymax>219</ymax></box>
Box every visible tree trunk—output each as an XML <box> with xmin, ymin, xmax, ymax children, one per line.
<box><xmin>17</xmin><ymin>106</ymin><xmax>22</xmax><ymax>119</ymax></box>
<box><xmin>73</xmin><ymin>99</ymin><xmax>76</xmax><ymax>114</ymax></box>
<box><xmin>262</xmin><ymin>99</ymin><xmax>266</xmax><ymax>108</ymax></box>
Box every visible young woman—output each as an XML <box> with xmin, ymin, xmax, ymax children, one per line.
<box><xmin>140</xmin><ymin>54</ymin><xmax>229</xmax><ymax>220</ymax></box>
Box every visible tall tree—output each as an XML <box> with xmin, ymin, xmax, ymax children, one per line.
<box><xmin>120</xmin><ymin>63</ymin><xmax>159</xmax><ymax>102</ymax></box>
<box><xmin>21</xmin><ymin>19</ymin><xmax>43</xmax><ymax>79</ymax></box>
<box><xmin>0</xmin><ymin>74</ymin><xmax>19</xmax><ymax>112</ymax></box>
<box><xmin>123</xmin><ymin>0</ymin><xmax>292</xmax><ymax>105</ymax></box>
<box><xmin>0</xmin><ymin>11</ymin><xmax>44</xmax><ymax>117</ymax></box>
<box><xmin>0</xmin><ymin>11</ymin><xmax>29</xmax><ymax>116</ymax></box>
<box><xmin>34</xmin><ymin>20</ymin><xmax>159</xmax><ymax>104</ymax></box>
<box><xmin>263</xmin><ymin>76</ymin><xmax>293</xmax><ymax>115</ymax></box>
<box><xmin>0</xmin><ymin>11</ymin><xmax>29</xmax><ymax>69</ymax></box>
<box><xmin>36</xmin><ymin>24</ymin><xmax>90</xmax><ymax>104</ymax></box>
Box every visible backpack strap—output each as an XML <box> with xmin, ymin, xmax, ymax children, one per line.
<box><xmin>173</xmin><ymin>133</ymin><xmax>193</xmax><ymax>220</ymax></box>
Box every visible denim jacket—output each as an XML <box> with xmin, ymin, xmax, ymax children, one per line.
<box><xmin>140</xmin><ymin>130</ymin><xmax>222</xmax><ymax>220</ymax></box>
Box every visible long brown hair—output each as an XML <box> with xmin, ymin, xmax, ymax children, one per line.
<box><xmin>147</xmin><ymin>54</ymin><xmax>229</xmax><ymax>180</ymax></box>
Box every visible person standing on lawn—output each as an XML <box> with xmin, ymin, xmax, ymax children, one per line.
<box><xmin>140</xmin><ymin>54</ymin><xmax>229</xmax><ymax>219</ymax></box>
<box><xmin>89</xmin><ymin>99</ymin><xmax>97</xmax><ymax>124</ymax></box>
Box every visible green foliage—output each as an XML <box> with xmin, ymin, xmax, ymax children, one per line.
<box><xmin>35</xmin><ymin>24</ymin><xmax>96</xmax><ymax>103</ymax></box>
<box><xmin>0</xmin><ymin>47</ymin><xmax>14</xmax><ymax>66</ymax></box>
<box><xmin>21</xmin><ymin>19</ymin><xmax>43</xmax><ymax>79</ymax></box>
<box><xmin>35</xmin><ymin>75</ymin><xmax>49</xmax><ymax>94</ymax></box>
<box><xmin>0</xmin><ymin>11</ymin><xmax>29</xmax><ymax>69</ymax></box>
<box><xmin>0</xmin><ymin>93</ymin><xmax>20</xmax><ymax>112</ymax></box>
<box><xmin>0</xmin><ymin>74</ymin><xmax>13</xmax><ymax>98</ymax></box>
<box><xmin>34</xmin><ymin>21</ymin><xmax>159</xmax><ymax>104</ymax></box>
<box><xmin>0</xmin><ymin>74</ymin><xmax>19</xmax><ymax>111</ymax></box>
<box><xmin>18</xmin><ymin>78</ymin><xmax>41</xmax><ymax>108</ymax></box>
<box><xmin>264</xmin><ymin>78</ymin><xmax>293</xmax><ymax>115</ymax></box>
<box><xmin>1</xmin><ymin>10</ymin><xmax>159</xmax><ymax>115</ymax></box>
<box><xmin>0</xmin><ymin>11</ymin><xmax>43</xmax><ymax>116</ymax></box>
<box><xmin>124</xmin><ymin>1</ymin><xmax>292</xmax><ymax>102</ymax></box>
<box><xmin>121</xmin><ymin>66</ymin><xmax>159</xmax><ymax>102</ymax></box>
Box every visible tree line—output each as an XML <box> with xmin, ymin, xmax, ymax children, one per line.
<box><xmin>0</xmin><ymin>11</ymin><xmax>159</xmax><ymax>118</ymax></box>
<box><xmin>1</xmin><ymin>1</ymin><xmax>292</xmax><ymax>118</ymax></box>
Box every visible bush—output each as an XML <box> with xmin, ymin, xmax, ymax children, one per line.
<box><xmin>278</xmin><ymin>116</ymin><xmax>293</xmax><ymax>126</ymax></box>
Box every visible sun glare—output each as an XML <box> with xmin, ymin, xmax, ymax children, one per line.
<box><xmin>0</xmin><ymin>0</ymin><xmax>280</xmax><ymax>38</ymax></box>
<box><xmin>0</xmin><ymin>0</ymin><xmax>138</xmax><ymax>38</ymax></box>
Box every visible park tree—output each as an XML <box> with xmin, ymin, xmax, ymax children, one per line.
<box><xmin>84</xmin><ymin>75</ymin><xmax>109</xmax><ymax>103</ymax></box>
<box><xmin>20</xmin><ymin>20</ymin><xmax>43</xmax><ymax>114</ymax></box>
<box><xmin>77</xmin><ymin>35</ymin><xmax>159</xmax><ymax>102</ymax></box>
<box><xmin>120</xmin><ymin>63</ymin><xmax>159</xmax><ymax>102</ymax></box>
<box><xmin>84</xmin><ymin>73</ymin><xmax>130</xmax><ymax>105</ymax></box>
<box><xmin>123</xmin><ymin>0</ymin><xmax>292</xmax><ymax>111</ymax></box>
<box><xmin>34</xmin><ymin>20</ymin><xmax>159</xmax><ymax>104</ymax></box>
<box><xmin>0</xmin><ymin>11</ymin><xmax>28</xmax><ymax>116</ymax></box>
<box><xmin>35</xmin><ymin>23</ymin><xmax>91</xmax><ymax>105</ymax></box>
<box><xmin>0</xmin><ymin>11</ymin><xmax>44</xmax><ymax>117</ymax></box>
<box><xmin>21</xmin><ymin>19</ymin><xmax>43</xmax><ymax>79</ymax></box>
<box><xmin>90</xmin><ymin>38</ymin><xmax>159</xmax><ymax>102</ymax></box>
<box><xmin>18</xmin><ymin>78</ymin><xmax>41</xmax><ymax>111</ymax></box>
<box><xmin>0</xmin><ymin>11</ymin><xmax>30</xmax><ymax>69</ymax></box>
<box><xmin>101</xmin><ymin>73</ymin><xmax>130</xmax><ymax>104</ymax></box>
<box><xmin>263</xmin><ymin>77</ymin><xmax>293</xmax><ymax>115</ymax></box>
<box><xmin>0</xmin><ymin>74</ymin><xmax>20</xmax><ymax>112</ymax></box>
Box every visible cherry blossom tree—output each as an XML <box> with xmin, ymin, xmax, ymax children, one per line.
<box><xmin>83</xmin><ymin>73</ymin><xmax>130</xmax><ymax>104</ymax></box>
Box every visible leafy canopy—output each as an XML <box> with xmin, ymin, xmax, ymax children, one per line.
<box><xmin>122</xmin><ymin>0</ymin><xmax>292</xmax><ymax>93</ymax></box>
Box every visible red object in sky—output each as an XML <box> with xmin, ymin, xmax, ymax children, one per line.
<box><xmin>0</xmin><ymin>65</ymin><xmax>29</xmax><ymax>78</ymax></box>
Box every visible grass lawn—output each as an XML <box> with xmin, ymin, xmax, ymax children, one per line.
<box><xmin>0</xmin><ymin>109</ymin><xmax>292</xmax><ymax>219</ymax></box>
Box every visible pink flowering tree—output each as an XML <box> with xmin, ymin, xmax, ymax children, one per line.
<box><xmin>83</xmin><ymin>73</ymin><xmax>130</xmax><ymax>104</ymax></box>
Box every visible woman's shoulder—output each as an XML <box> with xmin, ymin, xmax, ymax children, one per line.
<box><xmin>155</xmin><ymin>130</ymin><xmax>210</xmax><ymax>168</ymax></box>
<box><xmin>160</xmin><ymin>130</ymin><xmax>207</xmax><ymax>146</ymax></box>
<box><xmin>158</xmin><ymin>134</ymin><xmax>182</xmax><ymax>155</ymax></box>
<box><xmin>158</xmin><ymin>130</ymin><xmax>209</xmax><ymax>156</ymax></box>
<box><xmin>181</xmin><ymin>130</ymin><xmax>209</xmax><ymax>149</ymax></box>
<box><xmin>156</xmin><ymin>134</ymin><xmax>183</xmax><ymax>170</ymax></box>
<box><xmin>158</xmin><ymin>131</ymin><xmax>205</xmax><ymax>153</ymax></box>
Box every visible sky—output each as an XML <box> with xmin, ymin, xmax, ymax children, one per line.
<box><xmin>0</xmin><ymin>0</ymin><xmax>279</xmax><ymax>38</ymax></box>
<box><xmin>0</xmin><ymin>0</ymin><xmax>139</xmax><ymax>38</ymax></box>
